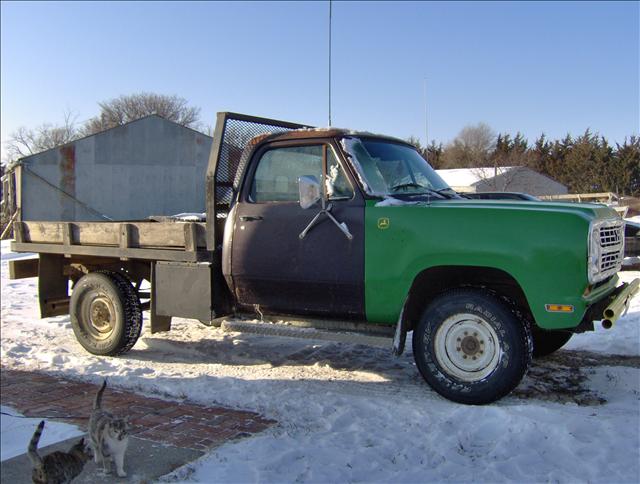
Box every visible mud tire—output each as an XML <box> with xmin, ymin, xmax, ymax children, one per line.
<box><xmin>412</xmin><ymin>289</ymin><xmax>532</xmax><ymax>405</ymax></box>
<box><xmin>70</xmin><ymin>271</ymin><xmax>142</xmax><ymax>356</ymax></box>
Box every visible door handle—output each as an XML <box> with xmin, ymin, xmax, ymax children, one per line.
<box><xmin>239</xmin><ymin>216</ymin><xmax>263</xmax><ymax>222</ymax></box>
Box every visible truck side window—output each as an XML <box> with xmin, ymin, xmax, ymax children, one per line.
<box><xmin>251</xmin><ymin>145</ymin><xmax>353</xmax><ymax>202</ymax></box>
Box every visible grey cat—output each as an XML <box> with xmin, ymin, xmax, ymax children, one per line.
<box><xmin>28</xmin><ymin>420</ymin><xmax>92</xmax><ymax>484</ymax></box>
<box><xmin>88</xmin><ymin>380</ymin><xmax>130</xmax><ymax>477</ymax></box>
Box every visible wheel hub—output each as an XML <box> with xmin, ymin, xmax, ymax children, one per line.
<box><xmin>459</xmin><ymin>333</ymin><xmax>485</xmax><ymax>357</ymax></box>
<box><xmin>433</xmin><ymin>313</ymin><xmax>501</xmax><ymax>382</ymax></box>
<box><xmin>82</xmin><ymin>295</ymin><xmax>115</xmax><ymax>340</ymax></box>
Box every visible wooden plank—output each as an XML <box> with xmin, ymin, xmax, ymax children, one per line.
<box><xmin>62</xmin><ymin>223</ymin><xmax>73</xmax><ymax>245</ymax></box>
<box><xmin>8</xmin><ymin>258</ymin><xmax>39</xmax><ymax>279</ymax></box>
<box><xmin>119</xmin><ymin>223</ymin><xmax>131</xmax><ymax>249</ymax></box>
<box><xmin>119</xmin><ymin>223</ymin><xmax>132</xmax><ymax>261</ymax></box>
<box><xmin>184</xmin><ymin>223</ymin><xmax>197</xmax><ymax>252</ymax></box>
<box><xmin>21</xmin><ymin>221</ymin><xmax>207</xmax><ymax>249</ymax></box>
<box><xmin>22</xmin><ymin>222</ymin><xmax>65</xmax><ymax>244</ymax></box>
<box><xmin>11</xmin><ymin>241</ymin><xmax>211</xmax><ymax>263</ymax></box>
<box><xmin>13</xmin><ymin>221</ymin><xmax>24</xmax><ymax>243</ymax></box>
<box><xmin>74</xmin><ymin>222</ymin><xmax>118</xmax><ymax>245</ymax></box>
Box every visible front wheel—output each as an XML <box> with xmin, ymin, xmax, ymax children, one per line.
<box><xmin>70</xmin><ymin>271</ymin><xmax>143</xmax><ymax>356</ymax></box>
<box><xmin>412</xmin><ymin>289</ymin><xmax>532</xmax><ymax>405</ymax></box>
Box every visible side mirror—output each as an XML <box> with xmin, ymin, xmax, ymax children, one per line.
<box><xmin>298</xmin><ymin>175</ymin><xmax>321</xmax><ymax>209</ymax></box>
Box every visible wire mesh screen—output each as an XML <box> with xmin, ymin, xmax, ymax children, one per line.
<box><xmin>206</xmin><ymin>114</ymin><xmax>312</xmax><ymax>249</ymax></box>
<box><xmin>215</xmin><ymin>118</ymin><xmax>303</xmax><ymax>209</ymax></box>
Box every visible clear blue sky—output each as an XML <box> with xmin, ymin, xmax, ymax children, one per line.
<box><xmin>1</xmin><ymin>1</ymin><xmax>638</xmax><ymax>161</ymax></box>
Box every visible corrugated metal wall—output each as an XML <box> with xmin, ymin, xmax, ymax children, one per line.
<box><xmin>18</xmin><ymin>116</ymin><xmax>212</xmax><ymax>221</ymax></box>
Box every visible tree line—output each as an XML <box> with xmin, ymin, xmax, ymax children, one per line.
<box><xmin>3</xmin><ymin>94</ymin><xmax>638</xmax><ymax>196</ymax></box>
<box><xmin>408</xmin><ymin>123</ymin><xmax>639</xmax><ymax>196</ymax></box>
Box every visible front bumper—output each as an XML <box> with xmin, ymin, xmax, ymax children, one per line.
<box><xmin>578</xmin><ymin>278</ymin><xmax>639</xmax><ymax>332</ymax></box>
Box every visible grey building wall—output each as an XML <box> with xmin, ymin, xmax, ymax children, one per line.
<box><xmin>473</xmin><ymin>167</ymin><xmax>568</xmax><ymax>196</ymax></box>
<box><xmin>19</xmin><ymin>116</ymin><xmax>212</xmax><ymax>221</ymax></box>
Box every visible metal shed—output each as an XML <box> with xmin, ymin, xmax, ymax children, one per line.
<box><xmin>9</xmin><ymin>115</ymin><xmax>212</xmax><ymax>222</ymax></box>
<box><xmin>436</xmin><ymin>166</ymin><xmax>568</xmax><ymax>196</ymax></box>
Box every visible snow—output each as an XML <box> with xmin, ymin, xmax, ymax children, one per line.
<box><xmin>170</xmin><ymin>212</ymin><xmax>206</xmax><ymax>221</ymax></box>
<box><xmin>1</xmin><ymin>239</ymin><xmax>639</xmax><ymax>483</ymax></box>
<box><xmin>0</xmin><ymin>406</ymin><xmax>84</xmax><ymax>462</ymax></box>
<box><xmin>436</xmin><ymin>167</ymin><xmax>520</xmax><ymax>188</ymax></box>
<box><xmin>149</xmin><ymin>212</ymin><xmax>206</xmax><ymax>222</ymax></box>
<box><xmin>374</xmin><ymin>197</ymin><xmax>420</xmax><ymax>207</ymax></box>
<box><xmin>340</xmin><ymin>138</ymin><xmax>374</xmax><ymax>195</ymax></box>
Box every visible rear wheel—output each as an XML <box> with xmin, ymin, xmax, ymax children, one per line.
<box><xmin>532</xmin><ymin>329</ymin><xmax>572</xmax><ymax>358</ymax></box>
<box><xmin>412</xmin><ymin>289</ymin><xmax>532</xmax><ymax>405</ymax></box>
<box><xmin>70</xmin><ymin>271</ymin><xmax>142</xmax><ymax>356</ymax></box>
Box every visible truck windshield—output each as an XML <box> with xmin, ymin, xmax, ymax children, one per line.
<box><xmin>341</xmin><ymin>137</ymin><xmax>451</xmax><ymax>197</ymax></box>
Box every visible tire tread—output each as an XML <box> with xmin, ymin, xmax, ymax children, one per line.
<box><xmin>96</xmin><ymin>271</ymin><xmax>143</xmax><ymax>356</ymax></box>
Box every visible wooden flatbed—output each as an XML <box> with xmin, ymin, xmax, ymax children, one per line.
<box><xmin>12</xmin><ymin>220</ymin><xmax>212</xmax><ymax>263</ymax></box>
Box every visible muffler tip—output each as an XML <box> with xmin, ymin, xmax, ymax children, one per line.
<box><xmin>602</xmin><ymin>319</ymin><xmax>613</xmax><ymax>330</ymax></box>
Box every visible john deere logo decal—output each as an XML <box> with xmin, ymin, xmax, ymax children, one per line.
<box><xmin>377</xmin><ymin>217</ymin><xmax>390</xmax><ymax>230</ymax></box>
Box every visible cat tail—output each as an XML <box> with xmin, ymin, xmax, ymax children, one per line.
<box><xmin>27</xmin><ymin>420</ymin><xmax>45</xmax><ymax>467</ymax></box>
<box><xmin>94</xmin><ymin>379</ymin><xmax>107</xmax><ymax>410</ymax></box>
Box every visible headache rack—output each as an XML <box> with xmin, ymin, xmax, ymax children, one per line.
<box><xmin>205</xmin><ymin>112</ymin><xmax>313</xmax><ymax>251</ymax></box>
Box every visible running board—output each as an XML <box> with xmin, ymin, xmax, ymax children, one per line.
<box><xmin>221</xmin><ymin>320</ymin><xmax>394</xmax><ymax>348</ymax></box>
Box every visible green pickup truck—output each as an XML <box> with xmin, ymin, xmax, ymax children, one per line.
<box><xmin>9</xmin><ymin>112</ymin><xmax>638</xmax><ymax>405</ymax></box>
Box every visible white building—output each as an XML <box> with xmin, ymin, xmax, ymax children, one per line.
<box><xmin>436</xmin><ymin>166</ymin><xmax>568</xmax><ymax>196</ymax></box>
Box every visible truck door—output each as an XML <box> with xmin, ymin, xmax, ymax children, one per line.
<box><xmin>230</xmin><ymin>140</ymin><xmax>364</xmax><ymax>319</ymax></box>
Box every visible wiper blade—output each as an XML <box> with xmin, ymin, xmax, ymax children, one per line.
<box><xmin>432</xmin><ymin>188</ymin><xmax>455</xmax><ymax>199</ymax></box>
<box><xmin>391</xmin><ymin>182</ymin><xmax>425</xmax><ymax>191</ymax></box>
<box><xmin>393</xmin><ymin>187</ymin><xmax>450</xmax><ymax>200</ymax></box>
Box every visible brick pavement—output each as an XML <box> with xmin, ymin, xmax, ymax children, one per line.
<box><xmin>0</xmin><ymin>369</ymin><xmax>275</xmax><ymax>452</ymax></box>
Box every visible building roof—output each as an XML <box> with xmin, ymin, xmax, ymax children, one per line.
<box><xmin>18</xmin><ymin>115</ymin><xmax>211</xmax><ymax>163</ymax></box>
<box><xmin>436</xmin><ymin>167</ymin><xmax>522</xmax><ymax>187</ymax></box>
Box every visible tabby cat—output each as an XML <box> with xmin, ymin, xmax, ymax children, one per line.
<box><xmin>88</xmin><ymin>380</ymin><xmax>129</xmax><ymax>477</ymax></box>
<box><xmin>28</xmin><ymin>420</ymin><xmax>92</xmax><ymax>484</ymax></box>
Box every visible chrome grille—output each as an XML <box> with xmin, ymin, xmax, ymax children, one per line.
<box><xmin>600</xmin><ymin>226</ymin><xmax>622</xmax><ymax>248</ymax></box>
<box><xmin>598</xmin><ymin>222</ymin><xmax>624</xmax><ymax>276</ymax></box>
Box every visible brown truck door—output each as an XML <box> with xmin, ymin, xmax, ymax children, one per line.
<box><xmin>230</xmin><ymin>140</ymin><xmax>365</xmax><ymax>319</ymax></box>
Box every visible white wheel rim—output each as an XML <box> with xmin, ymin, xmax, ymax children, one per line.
<box><xmin>433</xmin><ymin>313</ymin><xmax>501</xmax><ymax>382</ymax></box>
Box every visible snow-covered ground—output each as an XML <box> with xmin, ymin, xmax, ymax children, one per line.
<box><xmin>1</xmin><ymin>239</ymin><xmax>639</xmax><ymax>483</ymax></box>
<box><xmin>0</xmin><ymin>406</ymin><xmax>83</xmax><ymax>461</ymax></box>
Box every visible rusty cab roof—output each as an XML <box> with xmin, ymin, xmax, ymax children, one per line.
<box><xmin>248</xmin><ymin>127</ymin><xmax>414</xmax><ymax>151</ymax></box>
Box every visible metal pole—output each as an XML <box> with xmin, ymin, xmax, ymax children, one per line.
<box><xmin>424</xmin><ymin>78</ymin><xmax>428</xmax><ymax>147</ymax></box>
<box><xmin>329</xmin><ymin>0</ymin><xmax>332</xmax><ymax>127</ymax></box>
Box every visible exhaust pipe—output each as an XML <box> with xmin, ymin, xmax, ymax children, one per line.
<box><xmin>601</xmin><ymin>279</ymin><xmax>639</xmax><ymax>329</ymax></box>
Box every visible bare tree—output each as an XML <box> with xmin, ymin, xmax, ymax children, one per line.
<box><xmin>4</xmin><ymin>111</ymin><xmax>78</xmax><ymax>165</ymax></box>
<box><xmin>441</xmin><ymin>122</ymin><xmax>496</xmax><ymax>168</ymax></box>
<box><xmin>81</xmin><ymin>93</ymin><xmax>201</xmax><ymax>135</ymax></box>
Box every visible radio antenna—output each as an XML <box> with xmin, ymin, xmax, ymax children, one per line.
<box><xmin>424</xmin><ymin>77</ymin><xmax>428</xmax><ymax>147</ymax></box>
<box><xmin>328</xmin><ymin>0</ymin><xmax>332</xmax><ymax>126</ymax></box>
